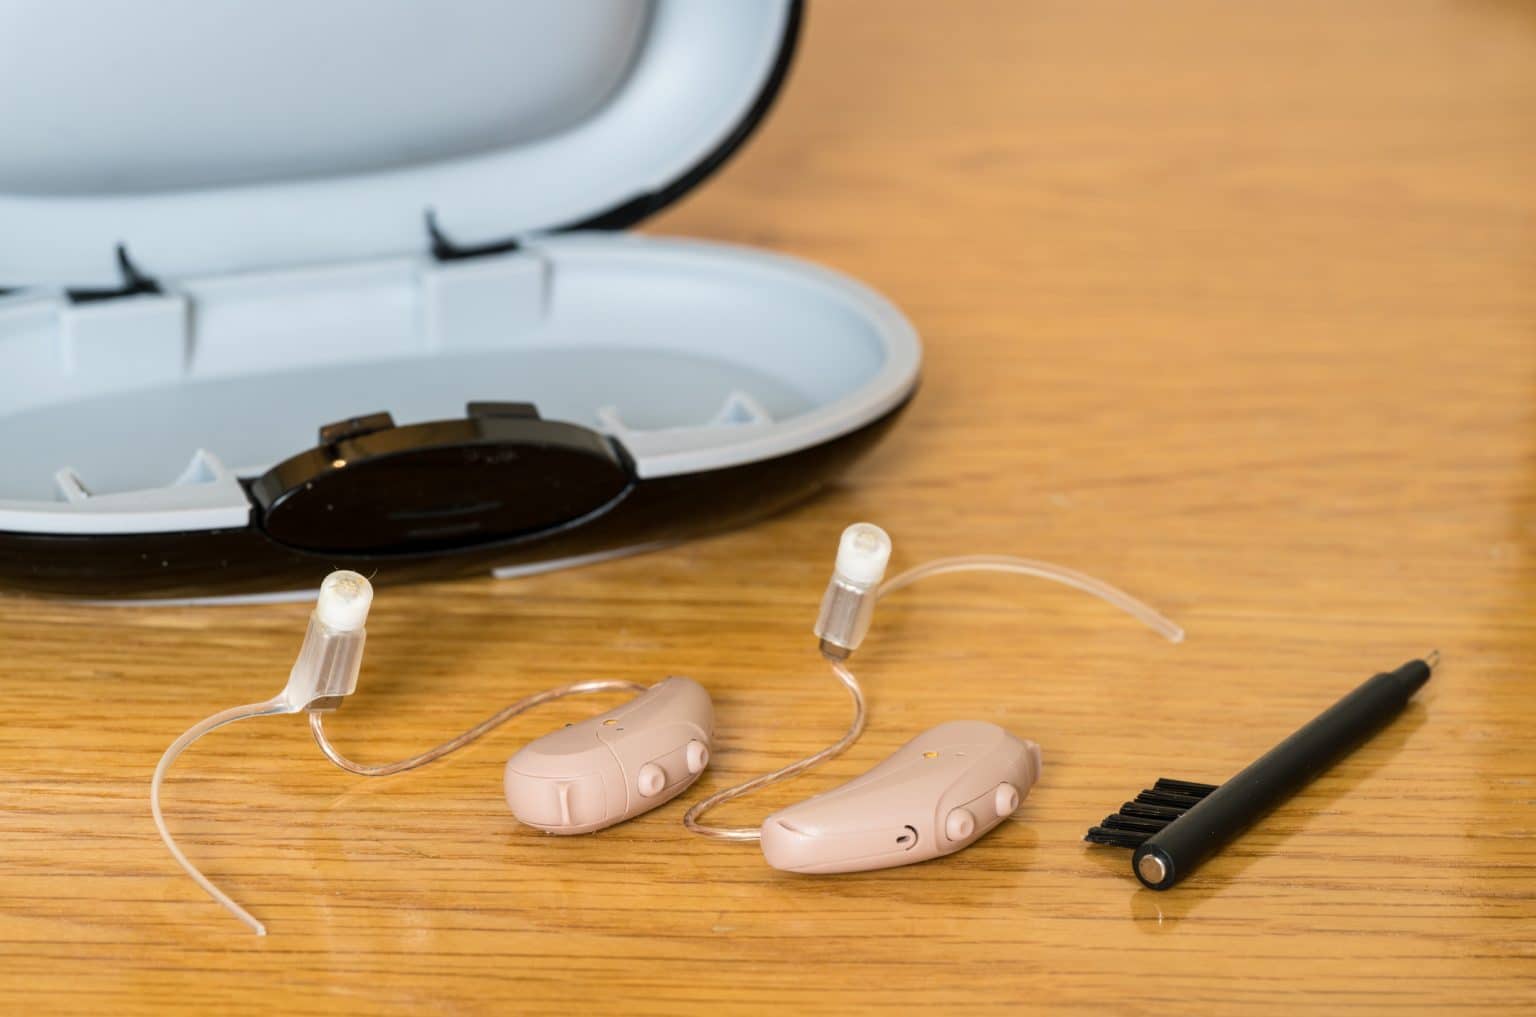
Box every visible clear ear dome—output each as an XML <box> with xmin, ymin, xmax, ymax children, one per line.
<box><xmin>815</xmin><ymin>522</ymin><xmax>894</xmax><ymax>656</ymax></box>
<box><xmin>316</xmin><ymin>570</ymin><xmax>373</xmax><ymax>632</ymax></box>
<box><xmin>833</xmin><ymin>523</ymin><xmax>891</xmax><ymax>588</ymax></box>
<box><xmin>283</xmin><ymin>571</ymin><xmax>372</xmax><ymax>710</ymax></box>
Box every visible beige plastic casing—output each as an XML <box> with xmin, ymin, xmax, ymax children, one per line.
<box><xmin>504</xmin><ymin>677</ymin><xmax>713</xmax><ymax>835</ymax></box>
<box><xmin>759</xmin><ymin>720</ymin><xmax>1041</xmax><ymax>874</ymax></box>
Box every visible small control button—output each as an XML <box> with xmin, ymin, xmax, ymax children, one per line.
<box><xmin>686</xmin><ymin>740</ymin><xmax>710</xmax><ymax>774</ymax></box>
<box><xmin>944</xmin><ymin>807</ymin><xmax>976</xmax><ymax>841</ymax></box>
<box><xmin>994</xmin><ymin>782</ymin><xmax>1021</xmax><ymax>816</ymax></box>
<box><xmin>637</xmin><ymin>762</ymin><xmax>666</xmax><ymax>797</ymax></box>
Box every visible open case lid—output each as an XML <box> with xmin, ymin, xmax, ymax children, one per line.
<box><xmin>0</xmin><ymin>0</ymin><xmax>800</xmax><ymax>287</ymax></box>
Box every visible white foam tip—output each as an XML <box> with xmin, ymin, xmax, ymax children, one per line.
<box><xmin>834</xmin><ymin>522</ymin><xmax>892</xmax><ymax>587</ymax></box>
<box><xmin>315</xmin><ymin>570</ymin><xmax>373</xmax><ymax>632</ymax></box>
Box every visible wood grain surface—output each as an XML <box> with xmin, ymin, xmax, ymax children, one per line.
<box><xmin>3</xmin><ymin>1</ymin><xmax>1534</xmax><ymax>1013</ymax></box>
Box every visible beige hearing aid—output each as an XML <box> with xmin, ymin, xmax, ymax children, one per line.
<box><xmin>505</xmin><ymin>676</ymin><xmax>714</xmax><ymax>834</ymax></box>
<box><xmin>758</xmin><ymin>719</ymin><xmax>1041</xmax><ymax>873</ymax></box>
<box><xmin>155</xmin><ymin>572</ymin><xmax>720</xmax><ymax>935</ymax></box>
<box><xmin>683</xmin><ymin>522</ymin><xmax>1177</xmax><ymax>873</ymax></box>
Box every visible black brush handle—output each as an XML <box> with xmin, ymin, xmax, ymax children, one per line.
<box><xmin>1132</xmin><ymin>657</ymin><xmax>1433</xmax><ymax>890</ymax></box>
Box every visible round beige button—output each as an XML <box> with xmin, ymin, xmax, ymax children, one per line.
<box><xmin>636</xmin><ymin>762</ymin><xmax>666</xmax><ymax>797</ymax></box>
<box><xmin>686</xmin><ymin>740</ymin><xmax>710</xmax><ymax>774</ymax></box>
<box><xmin>994</xmin><ymin>782</ymin><xmax>1021</xmax><ymax>816</ymax></box>
<box><xmin>944</xmin><ymin>807</ymin><xmax>976</xmax><ymax>841</ymax></box>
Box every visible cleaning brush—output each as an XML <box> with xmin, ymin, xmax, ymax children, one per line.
<box><xmin>1085</xmin><ymin>653</ymin><xmax>1436</xmax><ymax>890</ymax></box>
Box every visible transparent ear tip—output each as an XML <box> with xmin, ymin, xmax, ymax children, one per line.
<box><xmin>834</xmin><ymin>523</ymin><xmax>892</xmax><ymax>587</ymax></box>
<box><xmin>316</xmin><ymin>570</ymin><xmax>373</xmax><ymax>632</ymax></box>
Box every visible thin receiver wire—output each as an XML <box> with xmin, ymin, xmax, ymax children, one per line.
<box><xmin>683</xmin><ymin>658</ymin><xmax>865</xmax><ymax>842</ymax></box>
<box><xmin>682</xmin><ymin>555</ymin><xmax>1183</xmax><ymax>841</ymax></box>
<box><xmin>308</xmin><ymin>678</ymin><xmax>648</xmax><ymax>776</ymax></box>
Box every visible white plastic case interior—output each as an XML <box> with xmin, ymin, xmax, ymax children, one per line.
<box><xmin>0</xmin><ymin>0</ymin><xmax>920</xmax><ymax>536</ymax></box>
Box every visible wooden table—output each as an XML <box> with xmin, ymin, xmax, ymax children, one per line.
<box><xmin>4</xmin><ymin>1</ymin><xmax>1533</xmax><ymax>1012</ymax></box>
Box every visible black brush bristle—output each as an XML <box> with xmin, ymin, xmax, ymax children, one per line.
<box><xmin>1083</xmin><ymin>826</ymin><xmax>1147</xmax><ymax>848</ymax></box>
<box><xmin>1134</xmin><ymin>789</ymin><xmax>1207</xmax><ymax>809</ymax></box>
<box><xmin>1083</xmin><ymin>777</ymin><xmax>1221</xmax><ymax>848</ymax></box>
<box><xmin>1154</xmin><ymin>778</ymin><xmax>1219</xmax><ymax>797</ymax></box>
<box><xmin>1119</xmin><ymin>801</ymin><xmax>1186</xmax><ymax>821</ymax></box>
<box><xmin>1102</xmin><ymin>814</ymin><xmax>1168</xmax><ymax>835</ymax></box>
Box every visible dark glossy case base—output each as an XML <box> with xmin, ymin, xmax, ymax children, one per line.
<box><xmin>0</xmin><ymin>398</ymin><xmax>907</xmax><ymax>599</ymax></box>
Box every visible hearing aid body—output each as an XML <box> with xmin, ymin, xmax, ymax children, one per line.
<box><xmin>759</xmin><ymin>720</ymin><xmax>1040</xmax><ymax>874</ymax></box>
<box><xmin>505</xmin><ymin>676</ymin><xmax>714</xmax><ymax>834</ymax></box>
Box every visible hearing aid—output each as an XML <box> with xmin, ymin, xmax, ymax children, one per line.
<box><xmin>504</xmin><ymin>676</ymin><xmax>714</xmax><ymax>834</ymax></box>
<box><xmin>684</xmin><ymin>521</ymin><xmax>1182</xmax><ymax>875</ymax></box>
<box><xmin>759</xmin><ymin>720</ymin><xmax>1040</xmax><ymax>874</ymax></box>
<box><xmin>155</xmin><ymin>526</ymin><xmax>1181</xmax><ymax>933</ymax></box>
<box><xmin>154</xmin><ymin>570</ymin><xmax>715</xmax><ymax>934</ymax></box>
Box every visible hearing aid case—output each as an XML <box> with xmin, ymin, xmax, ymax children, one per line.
<box><xmin>0</xmin><ymin>0</ymin><xmax>921</xmax><ymax>598</ymax></box>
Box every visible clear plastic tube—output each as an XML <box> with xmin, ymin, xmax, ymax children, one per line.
<box><xmin>150</xmin><ymin>696</ymin><xmax>291</xmax><ymax>936</ymax></box>
<box><xmin>308</xmin><ymin>678</ymin><xmax>648</xmax><ymax>777</ymax></box>
<box><xmin>682</xmin><ymin>555</ymin><xmax>1182</xmax><ymax>841</ymax></box>
<box><xmin>152</xmin><ymin>573</ymin><xmax>370</xmax><ymax>936</ymax></box>
<box><xmin>878</xmin><ymin>555</ymin><xmax>1185</xmax><ymax>643</ymax></box>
